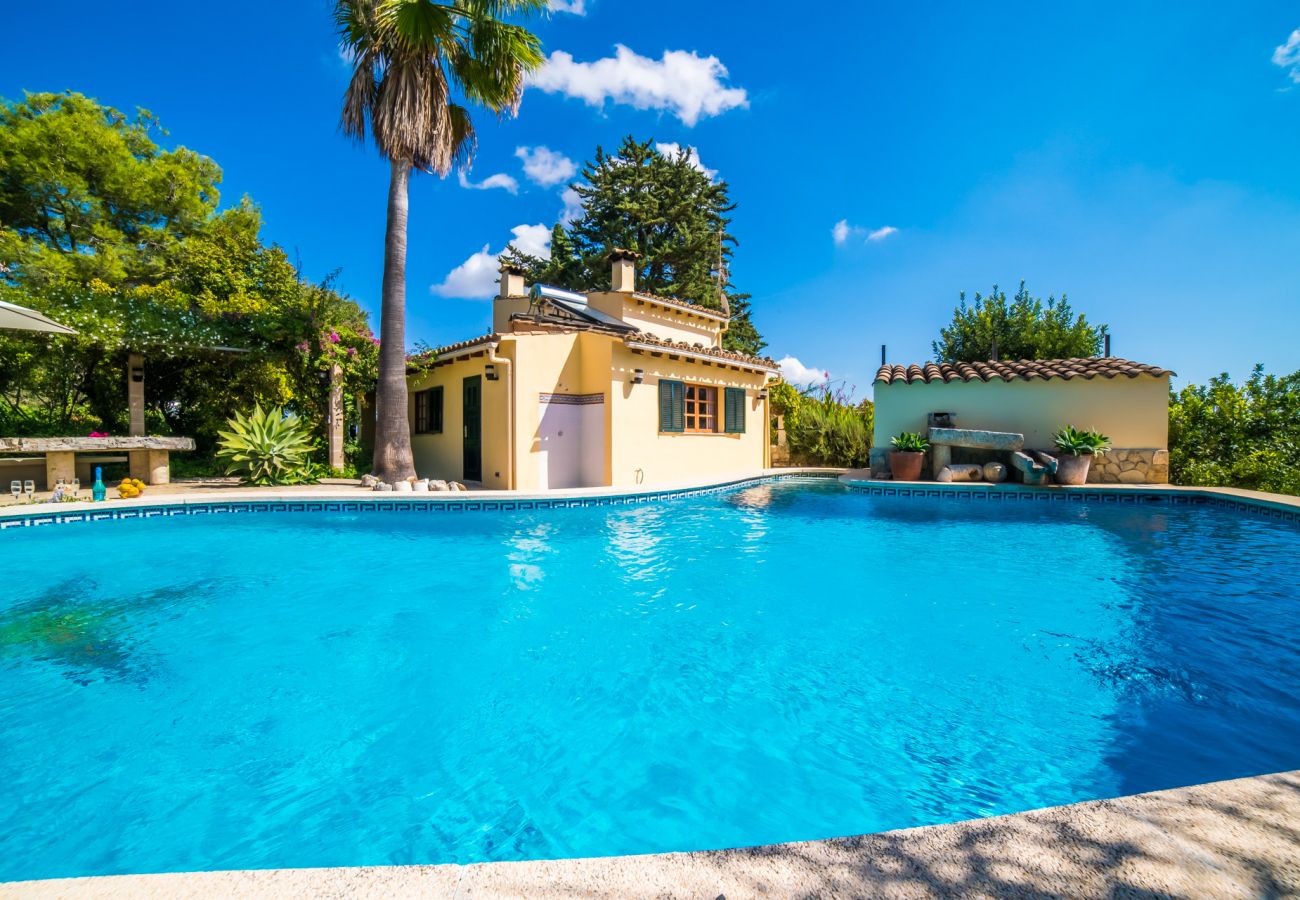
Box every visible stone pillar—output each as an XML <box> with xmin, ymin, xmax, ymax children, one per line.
<box><xmin>328</xmin><ymin>364</ymin><xmax>345</xmax><ymax>472</ymax></box>
<box><xmin>45</xmin><ymin>451</ymin><xmax>76</xmax><ymax>490</ymax></box>
<box><xmin>128</xmin><ymin>449</ymin><xmax>171</xmax><ymax>485</ymax></box>
<box><xmin>127</xmin><ymin>352</ymin><xmax>146</xmax><ymax>437</ymax></box>
<box><xmin>930</xmin><ymin>444</ymin><xmax>952</xmax><ymax>478</ymax></box>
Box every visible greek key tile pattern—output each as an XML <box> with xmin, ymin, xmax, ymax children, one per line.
<box><xmin>0</xmin><ymin>473</ymin><xmax>842</xmax><ymax>530</ymax></box>
<box><xmin>4</xmin><ymin>473</ymin><xmax>1297</xmax><ymax>530</ymax></box>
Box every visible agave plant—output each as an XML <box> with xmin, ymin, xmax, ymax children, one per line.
<box><xmin>216</xmin><ymin>405</ymin><xmax>319</xmax><ymax>485</ymax></box>
<box><xmin>1053</xmin><ymin>425</ymin><xmax>1111</xmax><ymax>456</ymax></box>
<box><xmin>890</xmin><ymin>431</ymin><xmax>931</xmax><ymax>452</ymax></box>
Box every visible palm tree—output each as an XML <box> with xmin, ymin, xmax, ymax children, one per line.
<box><xmin>336</xmin><ymin>0</ymin><xmax>544</xmax><ymax>483</ymax></box>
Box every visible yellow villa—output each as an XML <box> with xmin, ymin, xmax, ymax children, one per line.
<box><xmin>404</xmin><ymin>251</ymin><xmax>780</xmax><ymax>490</ymax></box>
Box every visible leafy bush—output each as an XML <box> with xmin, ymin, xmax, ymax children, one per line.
<box><xmin>216</xmin><ymin>405</ymin><xmax>319</xmax><ymax>485</ymax></box>
<box><xmin>785</xmin><ymin>390</ymin><xmax>874</xmax><ymax>467</ymax></box>
<box><xmin>933</xmin><ymin>281</ymin><xmax>1106</xmax><ymax>363</ymax></box>
<box><xmin>1169</xmin><ymin>366</ymin><xmax>1300</xmax><ymax>497</ymax></box>
<box><xmin>890</xmin><ymin>431</ymin><xmax>930</xmax><ymax>452</ymax></box>
<box><xmin>1052</xmin><ymin>425</ymin><xmax>1111</xmax><ymax>456</ymax></box>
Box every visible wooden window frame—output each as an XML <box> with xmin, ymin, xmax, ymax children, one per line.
<box><xmin>414</xmin><ymin>386</ymin><xmax>444</xmax><ymax>435</ymax></box>
<box><xmin>683</xmin><ymin>382</ymin><xmax>720</xmax><ymax>434</ymax></box>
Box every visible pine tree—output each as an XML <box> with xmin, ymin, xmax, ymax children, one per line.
<box><xmin>501</xmin><ymin>137</ymin><xmax>766</xmax><ymax>355</ymax></box>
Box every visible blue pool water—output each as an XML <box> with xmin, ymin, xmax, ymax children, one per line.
<box><xmin>2</xmin><ymin>479</ymin><xmax>1299</xmax><ymax>882</ymax></box>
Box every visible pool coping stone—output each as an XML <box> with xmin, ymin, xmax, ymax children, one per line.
<box><xmin>1</xmin><ymin>467</ymin><xmax>1298</xmax><ymax>528</ymax></box>
<box><xmin>6</xmin><ymin>770</ymin><xmax>1298</xmax><ymax>898</ymax></box>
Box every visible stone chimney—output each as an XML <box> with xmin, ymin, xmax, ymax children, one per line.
<box><xmin>609</xmin><ymin>248</ymin><xmax>639</xmax><ymax>292</ymax></box>
<box><xmin>498</xmin><ymin>262</ymin><xmax>526</xmax><ymax>299</ymax></box>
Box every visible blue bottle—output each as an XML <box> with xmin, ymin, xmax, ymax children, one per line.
<box><xmin>92</xmin><ymin>466</ymin><xmax>106</xmax><ymax>502</ymax></box>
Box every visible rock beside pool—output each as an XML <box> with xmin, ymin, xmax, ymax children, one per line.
<box><xmin>450</xmin><ymin>482</ymin><xmax>467</xmax><ymax>492</ymax></box>
<box><xmin>360</xmin><ymin>473</ymin><xmax>378</xmax><ymax>487</ymax></box>
<box><xmin>413</xmin><ymin>479</ymin><xmax>430</xmax><ymax>493</ymax></box>
<box><xmin>429</xmin><ymin>479</ymin><xmax>449</xmax><ymax>492</ymax></box>
<box><xmin>394</xmin><ymin>480</ymin><xmax>412</xmax><ymax>492</ymax></box>
<box><xmin>983</xmin><ymin>462</ymin><xmax>1008</xmax><ymax>483</ymax></box>
<box><xmin>374</xmin><ymin>481</ymin><xmax>393</xmax><ymax>492</ymax></box>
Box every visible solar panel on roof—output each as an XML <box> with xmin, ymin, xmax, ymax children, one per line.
<box><xmin>548</xmin><ymin>295</ymin><xmax>635</xmax><ymax>332</ymax></box>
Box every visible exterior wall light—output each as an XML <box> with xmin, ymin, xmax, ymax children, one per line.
<box><xmin>758</xmin><ymin>389</ymin><xmax>768</xmax><ymax>400</ymax></box>
<box><xmin>130</xmin><ymin>366</ymin><xmax>145</xmax><ymax>383</ymax></box>
<box><xmin>632</xmin><ymin>368</ymin><xmax>644</xmax><ymax>384</ymax></box>
<box><xmin>484</xmin><ymin>364</ymin><xmax>499</xmax><ymax>381</ymax></box>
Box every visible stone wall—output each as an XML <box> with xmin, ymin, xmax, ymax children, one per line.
<box><xmin>1087</xmin><ymin>448</ymin><xmax>1169</xmax><ymax>484</ymax></box>
<box><xmin>865</xmin><ymin>446</ymin><xmax>1170</xmax><ymax>484</ymax></box>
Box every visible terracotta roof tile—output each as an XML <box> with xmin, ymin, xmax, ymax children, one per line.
<box><xmin>874</xmin><ymin>357</ymin><xmax>1174</xmax><ymax>385</ymax></box>
<box><xmin>631</xmin><ymin>292</ymin><xmax>729</xmax><ymax>319</ymax></box>
<box><xmin>625</xmin><ymin>333</ymin><xmax>780</xmax><ymax>371</ymax></box>
<box><xmin>406</xmin><ymin>334</ymin><xmax>495</xmax><ymax>369</ymax></box>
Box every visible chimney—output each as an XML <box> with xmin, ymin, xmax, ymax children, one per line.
<box><xmin>498</xmin><ymin>263</ymin><xmax>525</xmax><ymax>299</ymax></box>
<box><xmin>609</xmin><ymin>248</ymin><xmax>639</xmax><ymax>292</ymax></box>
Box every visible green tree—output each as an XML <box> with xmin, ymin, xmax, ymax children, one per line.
<box><xmin>0</xmin><ymin>91</ymin><xmax>221</xmax><ymax>287</ymax></box>
<box><xmin>0</xmin><ymin>93</ymin><xmax>378</xmax><ymax>464</ymax></box>
<box><xmin>336</xmin><ymin>0</ymin><xmax>544</xmax><ymax>483</ymax></box>
<box><xmin>1169</xmin><ymin>366</ymin><xmax>1300</xmax><ymax>496</ymax></box>
<box><xmin>502</xmin><ymin>136</ymin><xmax>766</xmax><ymax>355</ymax></box>
<box><xmin>932</xmin><ymin>281</ymin><xmax>1106</xmax><ymax>363</ymax></box>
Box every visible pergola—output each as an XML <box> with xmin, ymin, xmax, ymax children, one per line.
<box><xmin>0</xmin><ymin>300</ymin><xmax>197</xmax><ymax>487</ymax></box>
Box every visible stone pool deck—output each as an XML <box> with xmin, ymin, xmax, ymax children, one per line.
<box><xmin>8</xmin><ymin>771</ymin><xmax>1299</xmax><ymax>899</ymax></box>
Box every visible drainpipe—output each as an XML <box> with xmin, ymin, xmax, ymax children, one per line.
<box><xmin>486</xmin><ymin>341</ymin><xmax>514</xmax><ymax>490</ymax></box>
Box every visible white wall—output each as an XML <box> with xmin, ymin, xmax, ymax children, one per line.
<box><xmin>873</xmin><ymin>375</ymin><xmax>1171</xmax><ymax>449</ymax></box>
<box><xmin>536</xmin><ymin>396</ymin><xmax>605</xmax><ymax>489</ymax></box>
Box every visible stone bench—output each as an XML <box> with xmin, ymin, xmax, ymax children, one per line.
<box><xmin>0</xmin><ymin>437</ymin><xmax>195</xmax><ymax>489</ymax></box>
<box><xmin>927</xmin><ymin>427</ymin><xmax>1025</xmax><ymax>475</ymax></box>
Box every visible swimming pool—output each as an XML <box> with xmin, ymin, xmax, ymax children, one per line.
<box><xmin>2</xmin><ymin>478</ymin><xmax>1298</xmax><ymax>882</ymax></box>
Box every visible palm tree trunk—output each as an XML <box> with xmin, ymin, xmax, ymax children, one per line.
<box><xmin>372</xmin><ymin>158</ymin><xmax>417</xmax><ymax>484</ymax></box>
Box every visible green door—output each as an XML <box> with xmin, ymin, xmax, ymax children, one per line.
<box><xmin>462</xmin><ymin>375</ymin><xmax>482</xmax><ymax>482</ymax></box>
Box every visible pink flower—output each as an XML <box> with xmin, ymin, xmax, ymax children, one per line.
<box><xmin>89</xmin><ymin>431</ymin><xmax>107</xmax><ymax>438</ymax></box>
<box><xmin>296</xmin><ymin>341</ymin><xmax>309</xmax><ymax>352</ymax></box>
<box><xmin>371</xmin><ymin>337</ymin><xmax>381</xmax><ymax>345</ymax></box>
<box><xmin>329</xmin><ymin>332</ymin><xmax>340</xmax><ymax>344</ymax></box>
<box><xmin>347</xmin><ymin>347</ymin><xmax>357</xmax><ymax>357</ymax></box>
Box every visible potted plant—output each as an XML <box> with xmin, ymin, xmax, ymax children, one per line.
<box><xmin>889</xmin><ymin>432</ymin><xmax>930</xmax><ymax>481</ymax></box>
<box><xmin>1051</xmin><ymin>425</ymin><xmax>1111</xmax><ymax>485</ymax></box>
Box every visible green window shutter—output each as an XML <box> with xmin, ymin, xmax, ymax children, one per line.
<box><xmin>659</xmin><ymin>379</ymin><xmax>684</xmax><ymax>432</ymax></box>
<box><xmin>430</xmin><ymin>386</ymin><xmax>444</xmax><ymax>434</ymax></box>
<box><xmin>725</xmin><ymin>387</ymin><xmax>746</xmax><ymax>433</ymax></box>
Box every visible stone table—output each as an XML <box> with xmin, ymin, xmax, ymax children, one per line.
<box><xmin>0</xmin><ymin>436</ymin><xmax>196</xmax><ymax>488</ymax></box>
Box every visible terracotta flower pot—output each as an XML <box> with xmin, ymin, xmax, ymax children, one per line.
<box><xmin>890</xmin><ymin>450</ymin><xmax>926</xmax><ymax>482</ymax></box>
<box><xmin>1054</xmin><ymin>453</ymin><xmax>1093</xmax><ymax>486</ymax></box>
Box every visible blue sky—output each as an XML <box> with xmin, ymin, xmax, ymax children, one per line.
<box><xmin>4</xmin><ymin>2</ymin><xmax>1299</xmax><ymax>396</ymax></box>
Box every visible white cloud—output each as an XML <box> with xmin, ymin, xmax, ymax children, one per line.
<box><xmin>558</xmin><ymin>185</ymin><xmax>584</xmax><ymax>224</ymax></box>
<box><xmin>457</xmin><ymin>171</ymin><xmax>519</xmax><ymax>194</ymax></box>
<box><xmin>833</xmin><ymin>220</ymin><xmax>898</xmax><ymax>245</ymax></box>
<box><xmin>515</xmin><ymin>146</ymin><xmax>577</xmax><ymax>187</ymax></box>
<box><xmin>778</xmin><ymin>356</ymin><xmax>830</xmax><ymax>388</ymax></box>
<box><xmin>1274</xmin><ymin>29</ymin><xmax>1300</xmax><ymax>83</ymax></box>
<box><xmin>507</xmin><ymin>223</ymin><xmax>552</xmax><ymax>258</ymax></box>
<box><xmin>530</xmin><ymin>45</ymin><xmax>748</xmax><ymax>126</ymax></box>
<box><xmin>655</xmin><ymin>142</ymin><xmax>718</xmax><ymax>180</ymax></box>
<box><xmin>549</xmin><ymin>0</ymin><xmax>586</xmax><ymax>12</ymax></box>
<box><xmin>432</xmin><ymin>224</ymin><xmax>551</xmax><ymax>299</ymax></box>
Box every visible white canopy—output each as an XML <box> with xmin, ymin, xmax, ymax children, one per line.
<box><xmin>0</xmin><ymin>299</ymin><xmax>77</xmax><ymax>335</ymax></box>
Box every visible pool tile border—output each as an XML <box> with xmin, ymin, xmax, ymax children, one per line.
<box><xmin>842</xmin><ymin>481</ymin><xmax>1300</xmax><ymax>523</ymax></box>
<box><xmin>0</xmin><ymin>472</ymin><xmax>842</xmax><ymax>530</ymax></box>
<box><xmin>2</xmin><ymin>471</ymin><xmax>1298</xmax><ymax>530</ymax></box>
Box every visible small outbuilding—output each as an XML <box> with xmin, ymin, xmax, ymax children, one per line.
<box><xmin>402</xmin><ymin>253</ymin><xmax>779</xmax><ymax>490</ymax></box>
<box><xmin>871</xmin><ymin>357</ymin><xmax>1174</xmax><ymax>483</ymax></box>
